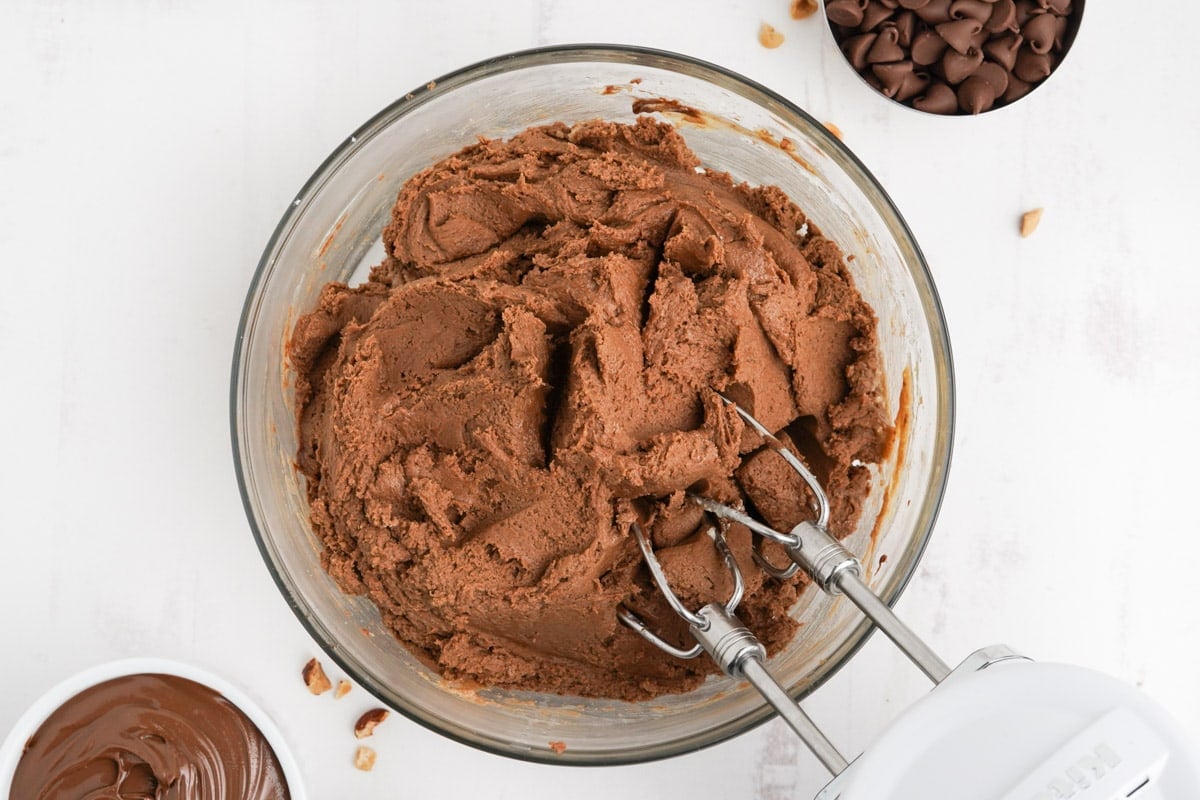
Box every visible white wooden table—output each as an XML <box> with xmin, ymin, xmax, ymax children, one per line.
<box><xmin>3</xmin><ymin>2</ymin><xmax>1198</xmax><ymax>797</ymax></box>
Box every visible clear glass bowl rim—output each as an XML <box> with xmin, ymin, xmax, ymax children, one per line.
<box><xmin>230</xmin><ymin>43</ymin><xmax>956</xmax><ymax>766</ymax></box>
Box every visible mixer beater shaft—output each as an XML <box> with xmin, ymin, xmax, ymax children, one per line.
<box><xmin>617</xmin><ymin>522</ymin><xmax>848</xmax><ymax>774</ymax></box>
<box><xmin>618</xmin><ymin>393</ymin><xmax>948</xmax><ymax>777</ymax></box>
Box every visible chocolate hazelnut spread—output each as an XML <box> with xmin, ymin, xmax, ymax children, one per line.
<box><xmin>289</xmin><ymin>117</ymin><xmax>890</xmax><ymax>699</ymax></box>
<box><xmin>10</xmin><ymin>673</ymin><xmax>289</xmax><ymax>800</ymax></box>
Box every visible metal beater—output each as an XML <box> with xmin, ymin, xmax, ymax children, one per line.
<box><xmin>619</xmin><ymin>395</ymin><xmax>1200</xmax><ymax>800</ymax></box>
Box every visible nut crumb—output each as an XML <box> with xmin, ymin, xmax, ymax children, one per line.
<box><xmin>334</xmin><ymin>680</ymin><xmax>352</xmax><ymax>699</ymax></box>
<box><xmin>790</xmin><ymin>0</ymin><xmax>819</xmax><ymax>19</ymax></box>
<box><xmin>549</xmin><ymin>740</ymin><xmax>567</xmax><ymax>753</ymax></box>
<box><xmin>1020</xmin><ymin>208</ymin><xmax>1044</xmax><ymax>237</ymax></box>
<box><xmin>302</xmin><ymin>658</ymin><xmax>332</xmax><ymax>695</ymax></box>
<box><xmin>758</xmin><ymin>23</ymin><xmax>785</xmax><ymax>49</ymax></box>
<box><xmin>824</xmin><ymin>121</ymin><xmax>843</xmax><ymax>140</ymax></box>
<box><xmin>355</xmin><ymin>708</ymin><xmax>390</xmax><ymax>739</ymax></box>
<box><xmin>353</xmin><ymin>746</ymin><xmax>377</xmax><ymax>771</ymax></box>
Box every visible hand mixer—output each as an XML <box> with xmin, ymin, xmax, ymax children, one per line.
<box><xmin>619</xmin><ymin>396</ymin><xmax>1200</xmax><ymax>799</ymax></box>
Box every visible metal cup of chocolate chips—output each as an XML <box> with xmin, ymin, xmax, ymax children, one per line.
<box><xmin>823</xmin><ymin>0</ymin><xmax>1085</xmax><ymax>115</ymax></box>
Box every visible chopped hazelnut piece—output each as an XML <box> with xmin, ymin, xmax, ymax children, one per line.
<box><xmin>353</xmin><ymin>745</ymin><xmax>377</xmax><ymax>771</ymax></box>
<box><xmin>302</xmin><ymin>658</ymin><xmax>332</xmax><ymax>695</ymax></box>
<box><xmin>334</xmin><ymin>680</ymin><xmax>352</xmax><ymax>699</ymax></box>
<box><xmin>824</xmin><ymin>121</ymin><xmax>844</xmax><ymax>140</ymax></box>
<box><xmin>354</xmin><ymin>708</ymin><xmax>390</xmax><ymax>739</ymax></box>
<box><xmin>791</xmin><ymin>0</ymin><xmax>819</xmax><ymax>19</ymax></box>
<box><xmin>1020</xmin><ymin>208</ymin><xmax>1044</xmax><ymax>237</ymax></box>
<box><xmin>759</xmin><ymin>23</ymin><xmax>785</xmax><ymax>49</ymax></box>
<box><xmin>549</xmin><ymin>740</ymin><xmax>567</xmax><ymax>753</ymax></box>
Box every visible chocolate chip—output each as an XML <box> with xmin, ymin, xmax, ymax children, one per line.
<box><xmin>842</xmin><ymin>32</ymin><xmax>880</xmax><ymax>69</ymax></box>
<box><xmin>1013</xmin><ymin>0</ymin><xmax>1042</xmax><ymax>26</ymax></box>
<box><xmin>983</xmin><ymin>32</ymin><xmax>1023</xmax><ymax>70</ymax></box>
<box><xmin>1053</xmin><ymin>13</ymin><xmax>1068</xmax><ymax>48</ymax></box>
<box><xmin>898</xmin><ymin>0</ymin><xmax>933</xmax><ymax>8</ymax></box>
<box><xmin>1003</xmin><ymin>73</ymin><xmax>1034</xmax><ymax>102</ymax></box>
<box><xmin>862</xmin><ymin>1</ymin><xmax>897</xmax><ymax>30</ymax></box>
<box><xmin>936</xmin><ymin>18</ymin><xmax>984</xmax><ymax>54</ymax></box>
<box><xmin>867</xmin><ymin>25</ymin><xmax>906</xmax><ymax>62</ymax></box>
<box><xmin>973</xmin><ymin>61</ymin><xmax>1010</xmax><ymax>95</ymax></box>
<box><xmin>1013</xmin><ymin>46</ymin><xmax>1054</xmax><ymax>82</ymax></box>
<box><xmin>957</xmin><ymin>75</ymin><xmax>997</xmax><ymax>113</ymax></box>
<box><xmin>827</xmin><ymin>0</ymin><xmax>867</xmax><ymax>27</ymax></box>
<box><xmin>941</xmin><ymin>46</ymin><xmax>985</xmax><ymax>83</ymax></box>
<box><xmin>873</xmin><ymin>60</ymin><xmax>915</xmax><ymax>96</ymax></box>
<box><xmin>896</xmin><ymin>69</ymin><xmax>933</xmax><ymax>101</ymax></box>
<box><xmin>984</xmin><ymin>0</ymin><xmax>1017</xmax><ymax>33</ymax></box>
<box><xmin>913</xmin><ymin>81</ymin><xmax>959</xmax><ymax>112</ymax></box>
<box><xmin>950</xmin><ymin>0</ymin><xmax>993</xmax><ymax>23</ymax></box>
<box><xmin>911</xmin><ymin>29</ymin><xmax>950</xmax><ymax>64</ymax></box>
<box><xmin>893</xmin><ymin>11</ymin><xmax>918</xmax><ymax>45</ymax></box>
<box><xmin>913</xmin><ymin>0</ymin><xmax>953</xmax><ymax>24</ymax></box>
<box><xmin>1021</xmin><ymin>12</ymin><xmax>1057</xmax><ymax>54</ymax></box>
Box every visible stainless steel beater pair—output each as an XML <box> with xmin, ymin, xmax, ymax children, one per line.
<box><xmin>617</xmin><ymin>394</ymin><xmax>951</xmax><ymax>777</ymax></box>
<box><xmin>620</xmin><ymin>396</ymin><xmax>1200</xmax><ymax>798</ymax></box>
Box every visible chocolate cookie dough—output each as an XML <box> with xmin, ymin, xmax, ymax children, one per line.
<box><xmin>10</xmin><ymin>674</ymin><xmax>289</xmax><ymax>800</ymax></box>
<box><xmin>290</xmin><ymin>117</ymin><xmax>890</xmax><ymax>699</ymax></box>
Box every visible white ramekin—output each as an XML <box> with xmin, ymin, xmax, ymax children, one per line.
<box><xmin>0</xmin><ymin>658</ymin><xmax>305</xmax><ymax>799</ymax></box>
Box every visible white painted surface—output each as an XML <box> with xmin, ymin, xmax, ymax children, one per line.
<box><xmin>1</xmin><ymin>2</ymin><xmax>1198</xmax><ymax>798</ymax></box>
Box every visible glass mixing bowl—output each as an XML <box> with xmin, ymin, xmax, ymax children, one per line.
<box><xmin>231</xmin><ymin>44</ymin><xmax>953</xmax><ymax>766</ymax></box>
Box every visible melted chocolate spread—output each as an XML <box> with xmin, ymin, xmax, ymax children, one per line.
<box><xmin>10</xmin><ymin>674</ymin><xmax>289</xmax><ymax>800</ymax></box>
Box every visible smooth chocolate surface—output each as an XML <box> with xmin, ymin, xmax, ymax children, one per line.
<box><xmin>10</xmin><ymin>673</ymin><xmax>289</xmax><ymax>800</ymax></box>
<box><xmin>289</xmin><ymin>118</ymin><xmax>891</xmax><ymax>699</ymax></box>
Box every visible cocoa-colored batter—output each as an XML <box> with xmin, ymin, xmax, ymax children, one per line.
<box><xmin>10</xmin><ymin>673</ymin><xmax>289</xmax><ymax>800</ymax></box>
<box><xmin>290</xmin><ymin>118</ymin><xmax>890</xmax><ymax>699</ymax></box>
